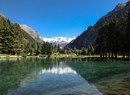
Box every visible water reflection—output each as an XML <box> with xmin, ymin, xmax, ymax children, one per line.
<box><xmin>1</xmin><ymin>58</ymin><xmax>130</xmax><ymax>95</ymax></box>
<box><xmin>7</xmin><ymin>61</ymin><xmax>102</xmax><ymax>95</ymax></box>
<box><xmin>40</xmin><ymin>62</ymin><xmax>77</xmax><ymax>75</ymax></box>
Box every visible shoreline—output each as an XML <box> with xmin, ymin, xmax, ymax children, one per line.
<box><xmin>0</xmin><ymin>54</ymin><xmax>129</xmax><ymax>60</ymax></box>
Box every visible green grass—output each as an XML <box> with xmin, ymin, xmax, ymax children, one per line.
<box><xmin>0</xmin><ymin>54</ymin><xmax>22</xmax><ymax>58</ymax></box>
<box><xmin>50</xmin><ymin>53</ymin><xmax>100</xmax><ymax>58</ymax></box>
<box><xmin>26</xmin><ymin>56</ymin><xmax>39</xmax><ymax>58</ymax></box>
<box><xmin>0</xmin><ymin>54</ymin><xmax>9</xmax><ymax>56</ymax></box>
<box><xmin>0</xmin><ymin>53</ymin><xmax>128</xmax><ymax>59</ymax></box>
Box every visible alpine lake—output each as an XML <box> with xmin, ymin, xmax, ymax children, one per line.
<box><xmin>0</xmin><ymin>57</ymin><xmax>130</xmax><ymax>95</ymax></box>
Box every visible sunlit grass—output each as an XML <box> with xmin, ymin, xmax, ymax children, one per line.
<box><xmin>50</xmin><ymin>53</ymin><xmax>100</xmax><ymax>58</ymax></box>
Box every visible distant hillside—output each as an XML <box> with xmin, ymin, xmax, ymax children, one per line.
<box><xmin>67</xmin><ymin>1</ymin><xmax>130</xmax><ymax>49</ymax></box>
<box><xmin>20</xmin><ymin>24</ymin><xmax>43</xmax><ymax>42</ymax></box>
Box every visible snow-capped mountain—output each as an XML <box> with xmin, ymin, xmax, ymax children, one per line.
<box><xmin>43</xmin><ymin>37</ymin><xmax>76</xmax><ymax>47</ymax></box>
<box><xmin>20</xmin><ymin>24</ymin><xmax>43</xmax><ymax>42</ymax></box>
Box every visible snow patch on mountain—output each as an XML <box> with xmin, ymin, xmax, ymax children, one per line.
<box><xmin>43</xmin><ymin>37</ymin><xmax>76</xmax><ymax>47</ymax></box>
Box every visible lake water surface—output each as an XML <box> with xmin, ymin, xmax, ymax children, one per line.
<box><xmin>0</xmin><ymin>58</ymin><xmax>130</xmax><ymax>95</ymax></box>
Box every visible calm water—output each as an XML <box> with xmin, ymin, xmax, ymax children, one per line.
<box><xmin>0</xmin><ymin>58</ymin><xmax>130</xmax><ymax>95</ymax></box>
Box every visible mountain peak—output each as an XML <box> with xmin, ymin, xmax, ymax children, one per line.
<box><xmin>43</xmin><ymin>37</ymin><xmax>76</xmax><ymax>47</ymax></box>
<box><xmin>67</xmin><ymin>0</ymin><xmax>130</xmax><ymax>49</ymax></box>
<box><xmin>114</xmin><ymin>3</ymin><xmax>126</xmax><ymax>11</ymax></box>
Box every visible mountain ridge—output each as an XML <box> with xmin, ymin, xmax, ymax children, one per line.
<box><xmin>67</xmin><ymin>1</ymin><xmax>130</xmax><ymax>49</ymax></box>
<box><xmin>43</xmin><ymin>37</ymin><xmax>76</xmax><ymax>47</ymax></box>
<box><xmin>20</xmin><ymin>24</ymin><xmax>43</xmax><ymax>42</ymax></box>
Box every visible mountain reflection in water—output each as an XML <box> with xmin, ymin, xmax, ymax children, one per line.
<box><xmin>7</xmin><ymin>61</ymin><xmax>102</xmax><ymax>95</ymax></box>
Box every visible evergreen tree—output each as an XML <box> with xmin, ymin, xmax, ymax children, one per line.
<box><xmin>41</xmin><ymin>42</ymin><xmax>53</xmax><ymax>55</ymax></box>
<box><xmin>125</xmin><ymin>10</ymin><xmax>130</xmax><ymax>58</ymax></box>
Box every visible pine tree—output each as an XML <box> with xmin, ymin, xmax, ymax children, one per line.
<box><xmin>125</xmin><ymin>10</ymin><xmax>130</xmax><ymax>58</ymax></box>
<box><xmin>41</xmin><ymin>42</ymin><xmax>53</xmax><ymax>55</ymax></box>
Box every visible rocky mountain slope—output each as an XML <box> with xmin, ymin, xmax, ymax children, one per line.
<box><xmin>67</xmin><ymin>1</ymin><xmax>130</xmax><ymax>49</ymax></box>
<box><xmin>20</xmin><ymin>24</ymin><xmax>43</xmax><ymax>42</ymax></box>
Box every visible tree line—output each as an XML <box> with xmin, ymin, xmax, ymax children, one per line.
<box><xmin>96</xmin><ymin>10</ymin><xmax>130</xmax><ymax>59</ymax></box>
<box><xmin>0</xmin><ymin>15</ymin><xmax>79</xmax><ymax>56</ymax></box>
<box><xmin>39</xmin><ymin>42</ymin><xmax>95</xmax><ymax>56</ymax></box>
<box><xmin>0</xmin><ymin>14</ymin><xmax>96</xmax><ymax>56</ymax></box>
<box><xmin>0</xmin><ymin>15</ymin><xmax>42</xmax><ymax>56</ymax></box>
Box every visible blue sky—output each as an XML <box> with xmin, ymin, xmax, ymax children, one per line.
<box><xmin>0</xmin><ymin>0</ymin><xmax>128</xmax><ymax>38</ymax></box>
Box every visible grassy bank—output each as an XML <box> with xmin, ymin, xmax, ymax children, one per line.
<box><xmin>0</xmin><ymin>54</ymin><xmax>21</xmax><ymax>58</ymax></box>
<box><xmin>0</xmin><ymin>54</ymin><xmax>127</xmax><ymax>59</ymax></box>
<box><xmin>50</xmin><ymin>53</ymin><xmax>100</xmax><ymax>58</ymax></box>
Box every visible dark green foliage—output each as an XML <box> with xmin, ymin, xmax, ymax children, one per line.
<box><xmin>0</xmin><ymin>15</ymin><xmax>42</xmax><ymax>55</ymax></box>
<box><xmin>87</xmin><ymin>44</ymin><xmax>95</xmax><ymax>55</ymax></box>
<box><xmin>125</xmin><ymin>10</ymin><xmax>130</xmax><ymax>57</ymax></box>
<box><xmin>81</xmin><ymin>48</ymin><xmax>87</xmax><ymax>55</ymax></box>
<box><xmin>0</xmin><ymin>16</ymin><xmax>25</xmax><ymax>54</ymax></box>
<box><xmin>96</xmin><ymin>10</ymin><xmax>130</xmax><ymax>58</ymax></box>
<box><xmin>41</xmin><ymin>42</ymin><xmax>53</xmax><ymax>55</ymax></box>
